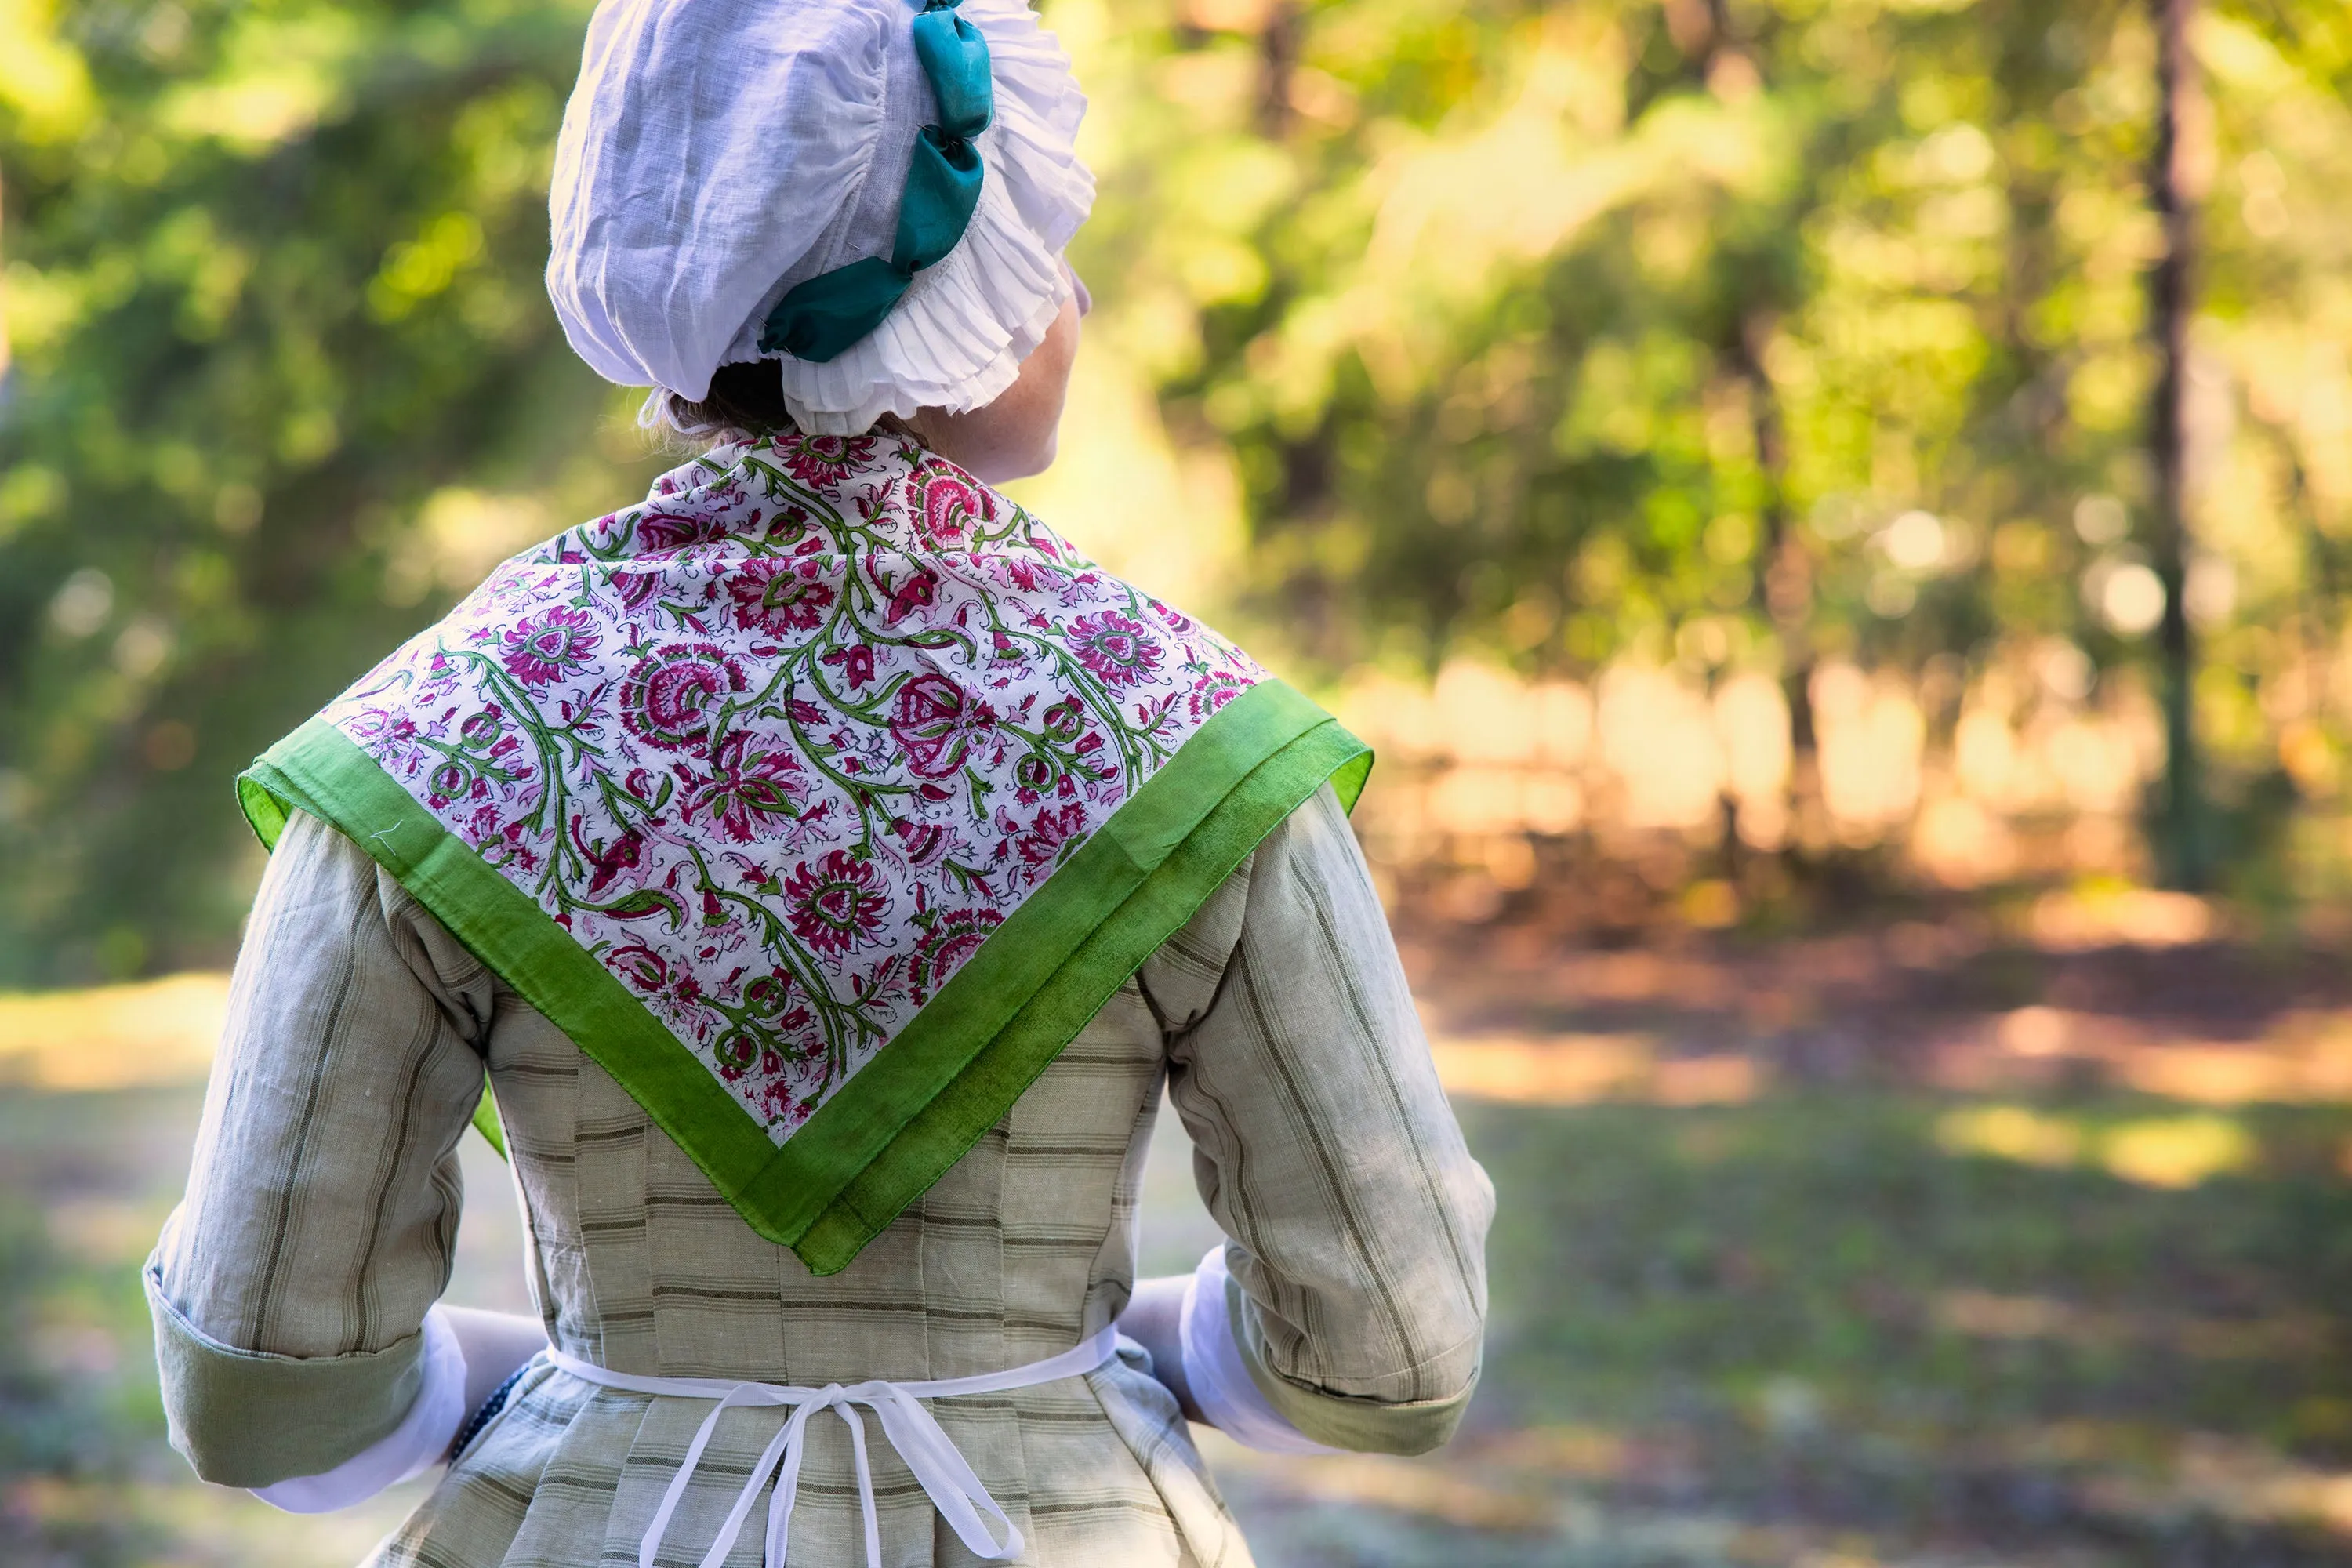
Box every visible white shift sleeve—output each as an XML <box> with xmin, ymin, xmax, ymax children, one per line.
<box><xmin>250</xmin><ymin>1305</ymin><xmax>468</xmax><ymax>1513</ymax></box>
<box><xmin>1178</xmin><ymin>1247</ymin><xmax>1342</xmax><ymax>1455</ymax></box>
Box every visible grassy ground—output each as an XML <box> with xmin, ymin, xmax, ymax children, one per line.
<box><xmin>1223</xmin><ymin>1094</ymin><xmax>2352</xmax><ymax>1567</ymax></box>
<box><xmin>9</xmin><ymin>906</ymin><xmax>2352</xmax><ymax>1565</ymax></box>
<box><xmin>0</xmin><ymin>1085</ymin><xmax>528</xmax><ymax>1567</ymax></box>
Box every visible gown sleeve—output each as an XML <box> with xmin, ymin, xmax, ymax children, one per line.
<box><xmin>1157</xmin><ymin>782</ymin><xmax>1496</xmax><ymax>1454</ymax></box>
<box><xmin>144</xmin><ymin>808</ymin><xmax>496</xmax><ymax>1487</ymax></box>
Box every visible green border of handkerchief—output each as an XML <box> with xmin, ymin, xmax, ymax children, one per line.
<box><xmin>238</xmin><ymin>678</ymin><xmax>1370</xmax><ymax>1275</ymax></box>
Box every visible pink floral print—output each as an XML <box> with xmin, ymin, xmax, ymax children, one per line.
<box><xmin>321</xmin><ymin>434</ymin><xmax>1266</xmax><ymax>1139</ymax></box>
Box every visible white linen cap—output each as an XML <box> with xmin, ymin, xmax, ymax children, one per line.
<box><xmin>546</xmin><ymin>0</ymin><xmax>1093</xmax><ymax>435</ymax></box>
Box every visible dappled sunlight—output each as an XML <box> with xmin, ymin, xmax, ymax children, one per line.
<box><xmin>2026</xmin><ymin>886</ymin><xmax>2217</xmax><ymax>948</ymax></box>
<box><xmin>20</xmin><ymin>923</ymin><xmax>2352</xmax><ymax>1135</ymax></box>
<box><xmin>1929</xmin><ymin>1105</ymin><xmax>2258</xmax><ymax>1189</ymax></box>
<box><xmin>376</xmin><ymin>487</ymin><xmax>551</xmax><ymax>607</ymax></box>
<box><xmin>13</xmin><ymin>1014</ymin><xmax>2352</xmax><ymax>1566</ymax></box>
<box><xmin>1935</xmin><ymin>1103</ymin><xmax>2255</xmax><ymax>1187</ymax></box>
<box><xmin>1935</xmin><ymin>1103</ymin><xmax>2084</xmax><ymax>1167</ymax></box>
<box><xmin>1207</xmin><ymin>1404</ymin><xmax>2352</xmax><ymax>1559</ymax></box>
<box><xmin>2114</xmin><ymin>1433</ymin><xmax>2352</xmax><ymax>1537</ymax></box>
<box><xmin>1430</xmin><ymin>1032</ymin><xmax>1765</xmax><ymax>1107</ymax></box>
<box><xmin>2102</xmin><ymin>1113</ymin><xmax>2258</xmax><ymax>1187</ymax></box>
<box><xmin>1929</xmin><ymin>1005</ymin><xmax>2352</xmax><ymax>1105</ymax></box>
<box><xmin>1199</xmin><ymin>1432</ymin><xmax>1559</xmax><ymax>1532</ymax></box>
<box><xmin>0</xmin><ymin>971</ymin><xmax>225</xmax><ymax>1089</ymax></box>
<box><xmin>1003</xmin><ymin>346</ymin><xmax>1250</xmax><ymax>612</ymax></box>
<box><xmin>1336</xmin><ymin>651</ymin><xmax>2177</xmax><ymax>910</ymax></box>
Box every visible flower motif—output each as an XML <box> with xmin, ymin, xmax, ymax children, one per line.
<box><xmin>1149</xmin><ymin>597</ymin><xmax>1196</xmax><ymax>634</ymax></box>
<box><xmin>1013</xmin><ymin>802</ymin><xmax>1091</xmax><ymax>870</ymax></box>
<box><xmin>908</xmin><ymin>907</ymin><xmax>1003</xmax><ymax>1004</ymax></box>
<box><xmin>983</xmin><ymin>554</ymin><xmax>1065</xmax><ymax>596</ymax></box>
<box><xmin>783</xmin><ymin>849</ymin><xmax>889</xmax><ymax>956</ymax></box>
<box><xmin>479</xmin><ymin>818</ymin><xmax>542</xmax><ymax>875</ymax></box>
<box><xmin>485</xmin><ymin>575</ymin><xmax>543</xmax><ymax>615</ymax></box>
<box><xmin>725</xmin><ymin>560</ymin><xmax>836</xmax><ymax>636</ymax></box>
<box><xmin>908</xmin><ymin>467</ymin><xmax>992</xmax><ymax>550</ymax></box>
<box><xmin>1188</xmin><ymin>668</ymin><xmax>1247</xmax><ymax>720</ymax></box>
<box><xmin>742</xmin><ymin>972</ymin><xmax>794</xmax><ymax>1018</ymax></box>
<box><xmin>680</xmin><ymin>731</ymin><xmax>808</xmax><ymax>842</ymax></box>
<box><xmin>713</xmin><ymin>1003</ymin><xmax>816</xmax><ymax>1083</ymax></box>
<box><xmin>779</xmin><ymin>433</ymin><xmax>877</xmax><ymax>488</ymax></box>
<box><xmin>500</xmin><ymin>607</ymin><xmax>601</xmax><ymax>687</ymax></box>
<box><xmin>822</xmin><ymin>641</ymin><xmax>877</xmax><ymax>691</ymax></box>
<box><xmin>620</xmin><ymin>643</ymin><xmax>746</xmax><ymax>753</ymax></box>
<box><xmin>883</xmin><ymin>563</ymin><xmax>941</xmax><ymax>626</ymax></box>
<box><xmin>633</xmin><ymin>509</ymin><xmax>730</xmax><ymax>554</ymax></box>
<box><xmin>757</xmin><ymin>1075</ymin><xmax>816</xmax><ymax>1129</ymax></box>
<box><xmin>713</xmin><ymin>1027</ymin><xmax>761</xmax><ymax>1073</ymax></box>
<box><xmin>572</xmin><ymin>818</ymin><xmax>645</xmax><ymax>896</ymax></box>
<box><xmin>426</xmin><ymin>760</ymin><xmax>471</xmax><ymax>807</ymax></box>
<box><xmin>1040</xmin><ymin>700</ymin><xmax>1082</xmax><ymax>740</ymax></box>
<box><xmin>888</xmin><ymin>673</ymin><xmax>997</xmax><ymax>779</ymax></box>
<box><xmin>1064</xmin><ymin>611</ymin><xmax>1162</xmax><ymax>689</ymax></box>
<box><xmin>890</xmin><ymin>817</ymin><xmax>954</xmax><ymax>870</ymax></box>
<box><xmin>609</xmin><ymin>941</ymin><xmax>669</xmax><ymax>993</ymax></box>
<box><xmin>610</xmin><ymin>566</ymin><xmax>665</xmax><ymax>612</ymax></box>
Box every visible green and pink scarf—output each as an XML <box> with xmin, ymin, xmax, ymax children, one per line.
<box><xmin>240</xmin><ymin>431</ymin><xmax>1368</xmax><ymax>1272</ymax></box>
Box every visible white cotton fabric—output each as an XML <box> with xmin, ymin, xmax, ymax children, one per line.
<box><xmin>1178</xmin><ymin>1247</ymin><xmax>1343</xmax><ymax>1455</ymax></box>
<box><xmin>252</xmin><ymin>1306</ymin><xmax>470</xmax><ymax>1514</ymax></box>
<box><xmin>546</xmin><ymin>0</ymin><xmax>1093</xmax><ymax>435</ymax></box>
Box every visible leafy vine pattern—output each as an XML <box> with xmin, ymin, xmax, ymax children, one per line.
<box><xmin>326</xmin><ymin>433</ymin><xmax>1266</xmax><ymax>1138</ymax></box>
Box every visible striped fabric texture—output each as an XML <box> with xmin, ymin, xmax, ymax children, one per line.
<box><xmin>149</xmin><ymin>786</ymin><xmax>1494</xmax><ymax>1567</ymax></box>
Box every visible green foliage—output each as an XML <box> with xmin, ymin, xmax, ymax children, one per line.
<box><xmin>0</xmin><ymin>0</ymin><xmax>661</xmax><ymax>984</ymax></box>
<box><xmin>2</xmin><ymin>0</ymin><xmax>2350</xmax><ymax>975</ymax></box>
<box><xmin>1105</xmin><ymin>0</ymin><xmax>2352</xmax><ymax>757</ymax></box>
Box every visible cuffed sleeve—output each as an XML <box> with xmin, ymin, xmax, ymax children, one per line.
<box><xmin>250</xmin><ymin>1306</ymin><xmax>470</xmax><ymax>1512</ymax></box>
<box><xmin>144</xmin><ymin>1255</ymin><xmax>434</xmax><ymax>1487</ymax></box>
<box><xmin>1174</xmin><ymin>1245</ymin><xmax>1337</xmax><ymax>1454</ymax></box>
<box><xmin>1160</xmin><ymin>782</ymin><xmax>1495</xmax><ymax>1456</ymax></box>
<box><xmin>148</xmin><ymin>808</ymin><xmax>494</xmax><ymax>1486</ymax></box>
<box><xmin>1229</xmin><ymin>1265</ymin><xmax>1479</xmax><ymax>1454</ymax></box>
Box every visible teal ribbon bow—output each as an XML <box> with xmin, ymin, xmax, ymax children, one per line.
<box><xmin>760</xmin><ymin>0</ymin><xmax>993</xmax><ymax>365</ymax></box>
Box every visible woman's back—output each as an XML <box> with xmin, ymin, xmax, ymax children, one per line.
<box><xmin>152</xmin><ymin>786</ymin><xmax>1491</xmax><ymax>1566</ymax></box>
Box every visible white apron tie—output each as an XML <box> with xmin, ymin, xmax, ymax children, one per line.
<box><xmin>545</xmin><ymin>1325</ymin><xmax>1123</xmax><ymax>1568</ymax></box>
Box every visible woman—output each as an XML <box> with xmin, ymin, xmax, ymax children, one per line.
<box><xmin>145</xmin><ymin>0</ymin><xmax>1494</xmax><ymax>1563</ymax></box>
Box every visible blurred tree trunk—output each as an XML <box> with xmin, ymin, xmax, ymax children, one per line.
<box><xmin>1746</xmin><ymin>319</ymin><xmax>1818</xmax><ymax>843</ymax></box>
<box><xmin>1724</xmin><ymin>309</ymin><xmax>1818</xmax><ymax>880</ymax></box>
<box><xmin>2148</xmin><ymin>0</ymin><xmax>2209</xmax><ymax>889</ymax></box>
<box><xmin>1255</xmin><ymin>1</ymin><xmax>1300</xmax><ymax>138</ymax></box>
<box><xmin>1675</xmin><ymin>2</ymin><xmax>1818</xmax><ymax>873</ymax></box>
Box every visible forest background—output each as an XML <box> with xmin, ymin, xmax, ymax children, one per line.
<box><xmin>9</xmin><ymin>1</ymin><xmax>2352</xmax><ymax>1565</ymax></box>
<box><xmin>5</xmin><ymin>0</ymin><xmax>2352</xmax><ymax>978</ymax></box>
<box><xmin>13</xmin><ymin>0</ymin><xmax>2352</xmax><ymax>982</ymax></box>
<box><xmin>0</xmin><ymin>0</ymin><xmax>2333</xmax><ymax>982</ymax></box>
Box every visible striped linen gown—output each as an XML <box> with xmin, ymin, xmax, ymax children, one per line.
<box><xmin>147</xmin><ymin>783</ymin><xmax>1494</xmax><ymax>1566</ymax></box>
